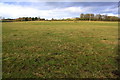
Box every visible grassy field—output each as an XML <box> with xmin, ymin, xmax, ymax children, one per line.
<box><xmin>2</xmin><ymin>21</ymin><xmax>118</xmax><ymax>78</ymax></box>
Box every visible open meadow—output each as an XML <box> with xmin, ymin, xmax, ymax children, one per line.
<box><xmin>2</xmin><ymin>21</ymin><xmax>118</xmax><ymax>78</ymax></box>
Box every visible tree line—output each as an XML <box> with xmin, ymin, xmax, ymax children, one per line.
<box><xmin>79</xmin><ymin>13</ymin><xmax>118</xmax><ymax>21</ymax></box>
<box><xmin>16</xmin><ymin>17</ymin><xmax>45</xmax><ymax>21</ymax></box>
<box><xmin>1</xmin><ymin>13</ymin><xmax>119</xmax><ymax>22</ymax></box>
<box><xmin>1</xmin><ymin>17</ymin><xmax>45</xmax><ymax>22</ymax></box>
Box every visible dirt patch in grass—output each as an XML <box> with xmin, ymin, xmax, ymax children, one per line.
<box><xmin>101</xmin><ymin>40</ymin><xmax>117</xmax><ymax>45</ymax></box>
<box><xmin>33</xmin><ymin>72</ymin><xmax>44</xmax><ymax>77</ymax></box>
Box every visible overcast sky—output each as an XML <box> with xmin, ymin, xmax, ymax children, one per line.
<box><xmin>0</xmin><ymin>2</ymin><xmax>118</xmax><ymax>19</ymax></box>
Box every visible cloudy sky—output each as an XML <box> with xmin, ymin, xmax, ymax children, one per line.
<box><xmin>0</xmin><ymin>2</ymin><xmax>118</xmax><ymax>19</ymax></box>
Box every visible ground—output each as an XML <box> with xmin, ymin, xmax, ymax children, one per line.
<box><xmin>2</xmin><ymin>21</ymin><xmax>118</xmax><ymax>78</ymax></box>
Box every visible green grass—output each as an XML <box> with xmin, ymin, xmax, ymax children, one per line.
<box><xmin>2</xmin><ymin>21</ymin><xmax>118</xmax><ymax>78</ymax></box>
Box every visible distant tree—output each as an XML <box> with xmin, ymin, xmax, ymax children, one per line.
<box><xmin>95</xmin><ymin>14</ymin><xmax>102</xmax><ymax>21</ymax></box>
<box><xmin>75</xmin><ymin>18</ymin><xmax>80</xmax><ymax>21</ymax></box>
<box><xmin>84</xmin><ymin>14</ymin><xmax>89</xmax><ymax>20</ymax></box>
<box><xmin>101</xmin><ymin>15</ymin><xmax>106</xmax><ymax>21</ymax></box>
<box><xmin>104</xmin><ymin>15</ymin><xmax>108</xmax><ymax>21</ymax></box>
<box><xmin>25</xmin><ymin>17</ymin><xmax>28</xmax><ymax>21</ymax></box>
<box><xmin>41</xmin><ymin>18</ymin><xmax>45</xmax><ymax>21</ymax></box>
<box><xmin>28</xmin><ymin>17</ymin><xmax>32</xmax><ymax>21</ymax></box>
<box><xmin>89</xmin><ymin>14</ymin><xmax>94</xmax><ymax>21</ymax></box>
<box><xmin>32</xmin><ymin>17</ymin><xmax>35</xmax><ymax>21</ymax></box>
<box><xmin>52</xmin><ymin>18</ymin><xmax>54</xmax><ymax>21</ymax></box>
<box><xmin>35</xmin><ymin>17</ymin><xmax>38</xmax><ymax>21</ymax></box>
<box><xmin>112</xmin><ymin>16</ymin><xmax>118</xmax><ymax>21</ymax></box>
<box><xmin>38</xmin><ymin>17</ymin><xmax>40</xmax><ymax>21</ymax></box>
<box><xmin>80</xmin><ymin>13</ymin><xmax>85</xmax><ymax>20</ymax></box>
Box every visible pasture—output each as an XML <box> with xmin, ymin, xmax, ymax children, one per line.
<box><xmin>2</xmin><ymin>21</ymin><xmax>118</xmax><ymax>78</ymax></box>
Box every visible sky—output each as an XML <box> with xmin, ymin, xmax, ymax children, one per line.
<box><xmin>0</xmin><ymin>2</ymin><xmax>118</xmax><ymax>19</ymax></box>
